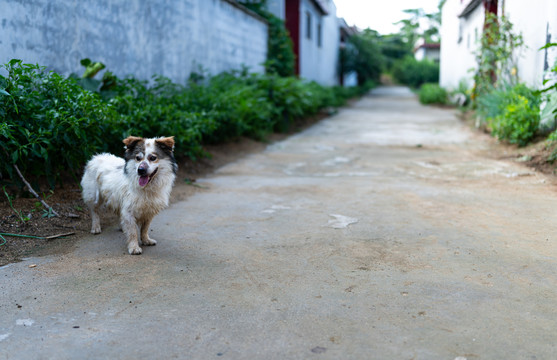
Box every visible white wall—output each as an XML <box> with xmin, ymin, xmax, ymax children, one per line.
<box><xmin>299</xmin><ymin>0</ymin><xmax>339</xmax><ymax>86</ymax></box>
<box><xmin>439</xmin><ymin>0</ymin><xmax>484</xmax><ymax>90</ymax></box>
<box><xmin>415</xmin><ymin>47</ymin><xmax>440</xmax><ymax>62</ymax></box>
<box><xmin>0</xmin><ymin>0</ymin><xmax>268</xmax><ymax>83</ymax></box>
<box><xmin>503</xmin><ymin>0</ymin><xmax>557</xmax><ymax>89</ymax></box>
<box><xmin>440</xmin><ymin>0</ymin><xmax>557</xmax><ymax>91</ymax></box>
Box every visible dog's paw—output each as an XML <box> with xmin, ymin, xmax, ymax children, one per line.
<box><xmin>128</xmin><ymin>246</ymin><xmax>143</xmax><ymax>255</ymax></box>
<box><xmin>91</xmin><ymin>226</ymin><xmax>101</xmax><ymax>234</ymax></box>
<box><xmin>141</xmin><ymin>237</ymin><xmax>157</xmax><ymax>246</ymax></box>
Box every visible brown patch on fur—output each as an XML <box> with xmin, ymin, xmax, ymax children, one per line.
<box><xmin>123</xmin><ymin>136</ymin><xmax>144</xmax><ymax>149</ymax></box>
<box><xmin>155</xmin><ymin>136</ymin><xmax>175</xmax><ymax>151</ymax></box>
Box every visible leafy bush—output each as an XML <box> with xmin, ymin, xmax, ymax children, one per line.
<box><xmin>418</xmin><ymin>83</ymin><xmax>447</xmax><ymax>105</ymax></box>
<box><xmin>478</xmin><ymin>83</ymin><xmax>541</xmax><ymax>146</ymax></box>
<box><xmin>342</xmin><ymin>30</ymin><xmax>385</xmax><ymax>85</ymax></box>
<box><xmin>392</xmin><ymin>56</ymin><xmax>439</xmax><ymax>88</ymax></box>
<box><xmin>1</xmin><ymin>59</ymin><xmax>372</xmax><ymax>188</ymax></box>
<box><xmin>238</xmin><ymin>2</ymin><xmax>295</xmax><ymax>77</ymax></box>
<box><xmin>473</xmin><ymin>13</ymin><xmax>523</xmax><ymax>98</ymax></box>
<box><xmin>0</xmin><ymin>60</ymin><xmax>122</xmax><ymax>187</ymax></box>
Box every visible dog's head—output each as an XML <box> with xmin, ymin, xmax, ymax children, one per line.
<box><xmin>123</xmin><ymin>136</ymin><xmax>178</xmax><ymax>188</ymax></box>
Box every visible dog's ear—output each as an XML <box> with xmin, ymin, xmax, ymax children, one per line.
<box><xmin>123</xmin><ymin>136</ymin><xmax>143</xmax><ymax>150</ymax></box>
<box><xmin>155</xmin><ymin>136</ymin><xmax>175</xmax><ymax>153</ymax></box>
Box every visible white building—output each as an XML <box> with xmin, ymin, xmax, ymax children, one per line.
<box><xmin>414</xmin><ymin>41</ymin><xmax>440</xmax><ymax>62</ymax></box>
<box><xmin>267</xmin><ymin>0</ymin><xmax>340</xmax><ymax>86</ymax></box>
<box><xmin>440</xmin><ymin>0</ymin><xmax>557</xmax><ymax>91</ymax></box>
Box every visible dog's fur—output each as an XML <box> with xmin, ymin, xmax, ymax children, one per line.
<box><xmin>81</xmin><ymin>136</ymin><xmax>177</xmax><ymax>255</ymax></box>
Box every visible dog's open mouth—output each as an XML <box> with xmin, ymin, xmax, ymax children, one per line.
<box><xmin>139</xmin><ymin>168</ymin><xmax>158</xmax><ymax>187</ymax></box>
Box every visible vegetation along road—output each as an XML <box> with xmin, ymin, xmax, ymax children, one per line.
<box><xmin>2</xmin><ymin>86</ymin><xmax>557</xmax><ymax>359</ymax></box>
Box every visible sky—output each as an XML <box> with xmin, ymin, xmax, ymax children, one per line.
<box><xmin>335</xmin><ymin>0</ymin><xmax>442</xmax><ymax>35</ymax></box>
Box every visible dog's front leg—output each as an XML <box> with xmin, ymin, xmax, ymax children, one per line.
<box><xmin>121</xmin><ymin>211</ymin><xmax>142</xmax><ymax>255</ymax></box>
<box><xmin>140</xmin><ymin>217</ymin><xmax>157</xmax><ymax>247</ymax></box>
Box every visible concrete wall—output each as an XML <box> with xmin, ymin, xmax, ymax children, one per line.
<box><xmin>299</xmin><ymin>0</ymin><xmax>339</xmax><ymax>86</ymax></box>
<box><xmin>439</xmin><ymin>0</ymin><xmax>484</xmax><ymax>90</ymax></box>
<box><xmin>0</xmin><ymin>0</ymin><xmax>268</xmax><ymax>83</ymax></box>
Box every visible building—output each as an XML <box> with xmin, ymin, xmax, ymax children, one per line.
<box><xmin>440</xmin><ymin>0</ymin><xmax>557</xmax><ymax>90</ymax></box>
<box><xmin>339</xmin><ymin>17</ymin><xmax>358</xmax><ymax>87</ymax></box>
<box><xmin>414</xmin><ymin>41</ymin><xmax>440</xmax><ymax>62</ymax></box>
<box><xmin>267</xmin><ymin>0</ymin><xmax>340</xmax><ymax>86</ymax></box>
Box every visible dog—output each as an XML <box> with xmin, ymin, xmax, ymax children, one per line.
<box><xmin>81</xmin><ymin>136</ymin><xmax>177</xmax><ymax>255</ymax></box>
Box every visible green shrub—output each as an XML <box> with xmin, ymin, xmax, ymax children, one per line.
<box><xmin>478</xmin><ymin>83</ymin><xmax>541</xmax><ymax>146</ymax></box>
<box><xmin>0</xmin><ymin>59</ymin><xmax>373</xmax><ymax>188</ymax></box>
<box><xmin>342</xmin><ymin>30</ymin><xmax>385</xmax><ymax>85</ymax></box>
<box><xmin>392</xmin><ymin>56</ymin><xmax>439</xmax><ymax>88</ymax></box>
<box><xmin>238</xmin><ymin>2</ymin><xmax>295</xmax><ymax>77</ymax></box>
<box><xmin>418</xmin><ymin>83</ymin><xmax>447</xmax><ymax>105</ymax></box>
<box><xmin>0</xmin><ymin>60</ymin><xmax>121</xmax><ymax>187</ymax></box>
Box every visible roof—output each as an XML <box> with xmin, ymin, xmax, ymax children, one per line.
<box><xmin>310</xmin><ymin>0</ymin><xmax>329</xmax><ymax>15</ymax></box>
<box><xmin>338</xmin><ymin>18</ymin><xmax>358</xmax><ymax>37</ymax></box>
<box><xmin>459</xmin><ymin>0</ymin><xmax>483</xmax><ymax>18</ymax></box>
<box><xmin>419</xmin><ymin>43</ymin><xmax>441</xmax><ymax>49</ymax></box>
<box><xmin>414</xmin><ymin>42</ymin><xmax>441</xmax><ymax>53</ymax></box>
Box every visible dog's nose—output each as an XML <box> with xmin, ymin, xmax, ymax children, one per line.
<box><xmin>138</xmin><ymin>163</ymin><xmax>148</xmax><ymax>176</ymax></box>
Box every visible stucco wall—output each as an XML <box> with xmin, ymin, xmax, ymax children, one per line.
<box><xmin>503</xmin><ymin>0</ymin><xmax>557</xmax><ymax>89</ymax></box>
<box><xmin>299</xmin><ymin>0</ymin><xmax>339</xmax><ymax>86</ymax></box>
<box><xmin>439</xmin><ymin>0</ymin><xmax>484</xmax><ymax>90</ymax></box>
<box><xmin>0</xmin><ymin>0</ymin><xmax>268</xmax><ymax>83</ymax></box>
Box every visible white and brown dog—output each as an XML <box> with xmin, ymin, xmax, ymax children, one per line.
<box><xmin>81</xmin><ymin>136</ymin><xmax>177</xmax><ymax>255</ymax></box>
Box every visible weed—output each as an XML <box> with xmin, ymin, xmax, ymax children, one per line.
<box><xmin>2</xmin><ymin>186</ymin><xmax>29</xmax><ymax>223</ymax></box>
<box><xmin>419</xmin><ymin>83</ymin><xmax>447</xmax><ymax>105</ymax></box>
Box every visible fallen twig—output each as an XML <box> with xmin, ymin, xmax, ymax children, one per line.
<box><xmin>12</xmin><ymin>163</ymin><xmax>59</xmax><ymax>217</ymax></box>
<box><xmin>0</xmin><ymin>232</ymin><xmax>75</xmax><ymax>240</ymax></box>
<box><xmin>44</xmin><ymin>232</ymin><xmax>75</xmax><ymax>240</ymax></box>
<box><xmin>2</xmin><ymin>148</ymin><xmax>60</xmax><ymax>217</ymax></box>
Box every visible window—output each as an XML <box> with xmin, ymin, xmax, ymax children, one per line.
<box><xmin>306</xmin><ymin>11</ymin><xmax>311</xmax><ymax>39</ymax></box>
<box><xmin>317</xmin><ymin>23</ymin><xmax>322</xmax><ymax>47</ymax></box>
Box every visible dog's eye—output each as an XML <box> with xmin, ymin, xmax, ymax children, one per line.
<box><xmin>135</xmin><ymin>155</ymin><xmax>142</xmax><ymax>161</ymax></box>
<box><xmin>149</xmin><ymin>155</ymin><xmax>157</xmax><ymax>162</ymax></box>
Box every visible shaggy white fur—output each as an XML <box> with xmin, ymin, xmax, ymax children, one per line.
<box><xmin>81</xmin><ymin>136</ymin><xmax>177</xmax><ymax>255</ymax></box>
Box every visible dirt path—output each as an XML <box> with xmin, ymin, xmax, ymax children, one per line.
<box><xmin>2</xmin><ymin>86</ymin><xmax>557</xmax><ymax>359</ymax></box>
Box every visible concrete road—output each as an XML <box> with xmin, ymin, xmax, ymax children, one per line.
<box><xmin>2</xmin><ymin>87</ymin><xmax>557</xmax><ymax>359</ymax></box>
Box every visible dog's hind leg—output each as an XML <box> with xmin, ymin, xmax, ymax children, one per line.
<box><xmin>88</xmin><ymin>204</ymin><xmax>102</xmax><ymax>234</ymax></box>
<box><xmin>121</xmin><ymin>211</ymin><xmax>142</xmax><ymax>255</ymax></box>
<box><xmin>140</xmin><ymin>217</ymin><xmax>157</xmax><ymax>246</ymax></box>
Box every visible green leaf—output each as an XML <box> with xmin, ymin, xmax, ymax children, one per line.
<box><xmin>11</xmin><ymin>150</ymin><xmax>18</xmax><ymax>164</ymax></box>
<box><xmin>539</xmin><ymin>43</ymin><xmax>557</xmax><ymax>51</ymax></box>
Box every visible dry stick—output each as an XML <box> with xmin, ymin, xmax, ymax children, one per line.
<box><xmin>11</xmin><ymin>162</ymin><xmax>60</xmax><ymax>217</ymax></box>
<box><xmin>44</xmin><ymin>232</ymin><xmax>75</xmax><ymax>240</ymax></box>
<box><xmin>2</xmin><ymin>147</ymin><xmax>60</xmax><ymax>217</ymax></box>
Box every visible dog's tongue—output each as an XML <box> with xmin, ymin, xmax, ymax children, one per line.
<box><xmin>139</xmin><ymin>176</ymin><xmax>149</xmax><ymax>187</ymax></box>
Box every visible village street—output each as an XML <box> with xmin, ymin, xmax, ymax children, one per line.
<box><xmin>2</xmin><ymin>86</ymin><xmax>557</xmax><ymax>359</ymax></box>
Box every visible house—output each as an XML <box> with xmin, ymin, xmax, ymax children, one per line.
<box><xmin>339</xmin><ymin>17</ymin><xmax>358</xmax><ymax>87</ymax></box>
<box><xmin>267</xmin><ymin>0</ymin><xmax>340</xmax><ymax>86</ymax></box>
<box><xmin>440</xmin><ymin>0</ymin><xmax>557</xmax><ymax>90</ymax></box>
<box><xmin>414</xmin><ymin>41</ymin><xmax>440</xmax><ymax>62</ymax></box>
